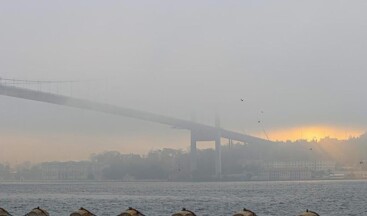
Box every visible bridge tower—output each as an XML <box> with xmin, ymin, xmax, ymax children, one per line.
<box><xmin>214</xmin><ymin>131</ymin><xmax>222</xmax><ymax>179</ymax></box>
<box><xmin>190</xmin><ymin>132</ymin><xmax>197</xmax><ymax>173</ymax></box>
<box><xmin>214</xmin><ymin>115</ymin><xmax>222</xmax><ymax>179</ymax></box>
<box><xmin>189</xmin><ymin>115</ymin><xmax>222</xmax><ymax>180</ymax></box>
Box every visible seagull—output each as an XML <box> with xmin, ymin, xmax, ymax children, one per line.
<box><xmin>240</xmin><ymin>98</ymin><xmax>245</xmax><ymax>102</ymax></box>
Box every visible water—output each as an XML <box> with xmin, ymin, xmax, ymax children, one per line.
<box><xmin>1</xmin><ymin>180</ymin><xmax>367</xmax><ymax>215</ymax></box>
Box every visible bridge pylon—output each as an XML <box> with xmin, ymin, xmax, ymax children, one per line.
<box><xmin>190</xmin><ymin>132</ymin><xmax>197</xmax><ymax>173</ymax></box>
<box><xmin>189</xmin><ymin>129</ymin><xmax>222</xmax><ymax>180</ymax></box>
<box><xmin>214</xmin><ymin>131</ymin><xmax>222</xmax><ymax>179</ymax></box>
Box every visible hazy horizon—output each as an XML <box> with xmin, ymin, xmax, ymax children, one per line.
<box><xmin>1</xmin><ymin>0</ymin><xmax>367</xmax><ymax>164</ymax></box>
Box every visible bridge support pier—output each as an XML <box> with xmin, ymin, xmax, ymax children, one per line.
<box><xmin>215</xmin><ymin>133</ymin><xmax>222</xmax><ymax>179</ymax></box>
<box><xmin>190</xmin><ymin>132</ymin><xmax>197</xmax><ymax>173</ymax></box>
<box><xmin>190</xmin><ymin>130</ymin><xmax>222</xmax><ymax>180</ymax></box>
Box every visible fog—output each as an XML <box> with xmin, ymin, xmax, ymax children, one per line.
<box><xmin>1</xmin><ymin>0</ymin><xmax>367</xmax><ymax>164</ymax></box>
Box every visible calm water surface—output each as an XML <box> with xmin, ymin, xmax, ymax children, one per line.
<box><xmin>1</xmin><ymin>180</ymin><xmax>367</xmax><ymax>216</ymax></box>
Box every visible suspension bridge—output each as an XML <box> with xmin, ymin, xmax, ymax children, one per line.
<box><xmin>0</xmin><ymin>77</ymin><xmax>271</xmax><ymax>179</ymax></box>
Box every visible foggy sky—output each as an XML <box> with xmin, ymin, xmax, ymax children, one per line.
<box><xmin>1</xmin><ymin>0</ymin><xmax>367</xmax><ymax>164</ymax></box>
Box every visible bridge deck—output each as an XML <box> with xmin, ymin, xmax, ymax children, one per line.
<box><xmin>0</xmin><ymin>84</ymin><xmax>269</xmax><ymax>144</ymax></box>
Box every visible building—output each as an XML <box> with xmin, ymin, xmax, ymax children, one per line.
<box><xmin>262</xmin><ymin>161</ymin><xmax>336</xmax><ymax>181</ymax></box>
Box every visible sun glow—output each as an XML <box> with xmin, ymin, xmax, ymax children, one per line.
<box><xmin>256</xmin><ymin>125</ymin><xmax>364</xmax><ymax>142</ymax></box>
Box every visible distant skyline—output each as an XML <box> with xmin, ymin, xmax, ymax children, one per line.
<box><xmin>1</xmin><ymin>0</ymin><xmax>367</xmax><ymax>164</ymax></box>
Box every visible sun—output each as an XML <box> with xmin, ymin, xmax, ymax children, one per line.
<box><xmin>255</xmin><ymin>125</ymin><xmax>364</xmax><ymax>142</ymax></box>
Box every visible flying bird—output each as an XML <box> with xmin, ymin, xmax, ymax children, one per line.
<box><xmin>240</xmin><ymin>98</ymin><xmax>244</xmax><ymax>101</ymax></box>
